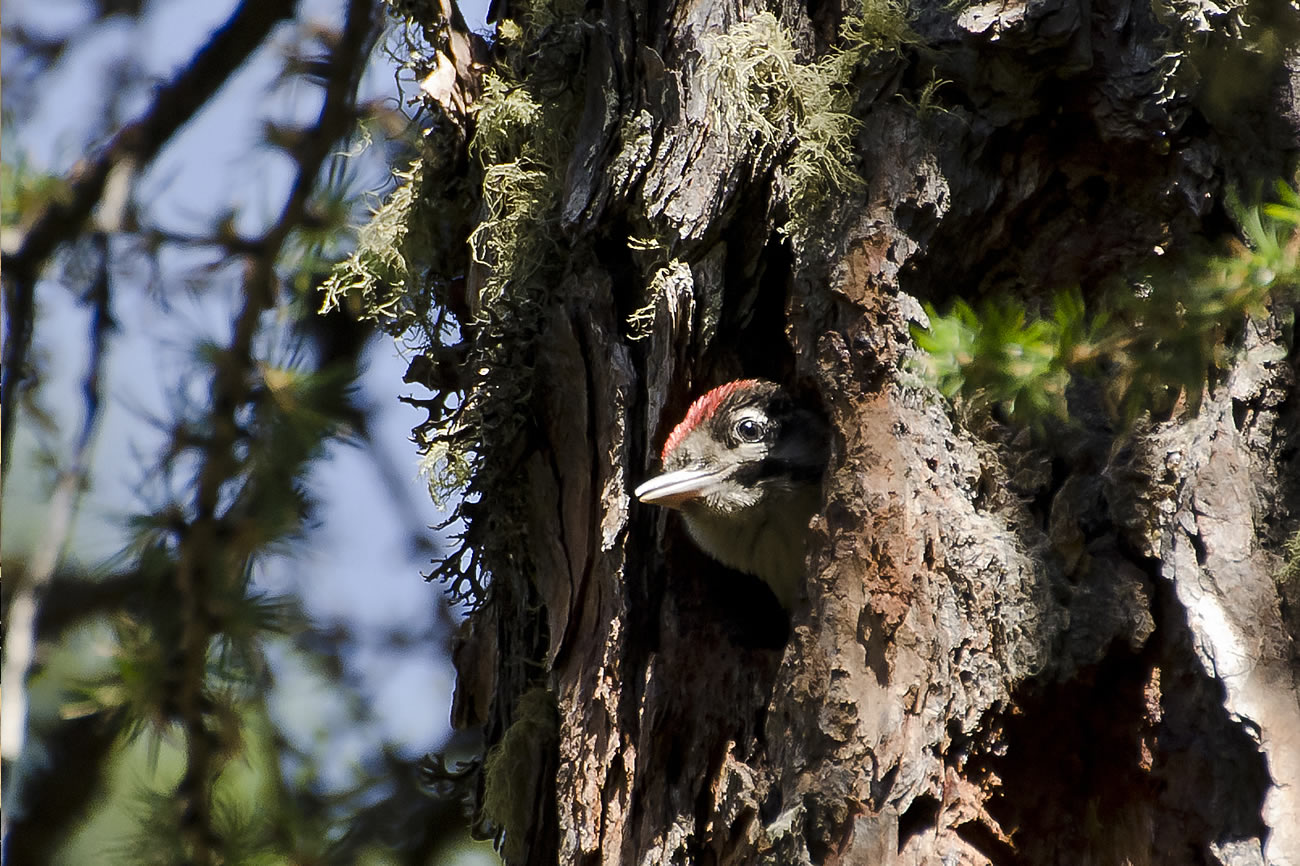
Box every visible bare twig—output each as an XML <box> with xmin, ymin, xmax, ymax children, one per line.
<box><xmin>0</xmin><ymin>0</ymin><xmax>297</xmax><ymax>478</ymax></box>
<box><xmin>1</xmin><ymin>235</ymin><xmax>113</xmax><ymax>839</ymax></box>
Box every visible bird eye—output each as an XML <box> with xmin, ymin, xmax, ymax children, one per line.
<box><xmin>733</xmin><ymin>417</ymin><xmax>766</xmax><ymax>442</ymax></box>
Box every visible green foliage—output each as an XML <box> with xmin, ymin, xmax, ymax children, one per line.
<box><xmin>85</xmin><ymin>349</ymin><xmax>356</xmax><ymax>727</ymax></box>
<box><xmin>1</xmin><ymin>156</ymin><xmax>71</xmax><ymax>231</ymax></box>
<box><xmin>912</xmin><ymin>184</ymin><xmax>1300</xmax><ymax>424</ymax></box>
<box><xmin>111</xmin><ymin>742</ymin><xmax>278</xmax><ymax>866</ymax></box>
<box><xmin>42</xmin><ymin>318</ymin><xmax>468</xmax><ymax>863</ymax></box>
<box><xmin>912</xmin><ymin>290</ymin><xmax>1089</xmax><ymax>420</ymax></box>
<box><xmin>3</xmin><ymin>3</ymin><xmax>492</xmax><ymax>862</ymax></box>
<box><xmin>281</xmin><ymin>165</ymin><xmax>376</xmax><ymax>305</ymax></box>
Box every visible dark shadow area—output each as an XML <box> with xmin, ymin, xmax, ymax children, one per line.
<box><xmin>972</xmin><ymin>573</ymin><xmax>1270</xmax><ymax>865</ymax></box>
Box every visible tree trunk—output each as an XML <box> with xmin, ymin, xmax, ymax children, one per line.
<box><xmin>424</xmin><ymin>0</ymin><xmax>1300</xmax><ymax>862</ymax></box>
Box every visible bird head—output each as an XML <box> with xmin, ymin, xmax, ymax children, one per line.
<box><xmin>634</xmin><ymin>379</ymin><xmax>829</xmax><ymax>607</ymax></box>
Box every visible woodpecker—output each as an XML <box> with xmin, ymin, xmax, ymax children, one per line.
<box><xmin>634</xmin><ymin>379</ymin><xmax>829</xmax><ymax>608</ymax></box>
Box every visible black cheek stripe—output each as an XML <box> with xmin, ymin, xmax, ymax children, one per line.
<box><xmin>735</xmin><ymin>456</ymin><xmax>824</xmax><ymax>487</ymax></box>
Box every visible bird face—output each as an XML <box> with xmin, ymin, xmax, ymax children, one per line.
<box><xmin>634</xmin><ymin>380</ymin><xmax>828</xmax><ymax>607</ymax></box>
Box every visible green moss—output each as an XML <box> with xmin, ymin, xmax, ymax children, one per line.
<box><xmin>900</xmin><ymin>73</ymin><xmax>955</xmax><ymax>117</ymax></box>
<box><xmin>415</xmin><ymin>0</ymin><xmax>584</xmax><ymax>611</ymax></box>
<box><xmin>470</xmin><ymin>73</ymin><xmax>546</xmax><ymax>166</ymax></box>
<box><xmin>418</xmin><ymin>437</ymin><xmax>475</xmax><ymax>509</ymax></box>
<box><xmin>1280</xmin><ymin>530</ymin><xmax>1300</xmax><ymax>586</ymax></box>
<box><xmin>480</xmin><ymin>687</ymin><xmax>559</xmax><ymax>862</ymax></box>
<box><xmin>319</xmin><ymin>160</ymin><xmax>445</xmax><ymax>343</ymax></box>
<box><xmin>505</xmin><ymin>0</ymin><xmax>585</xmax><ymax>40</ymax></box>
<box><xmin>707</xmin><ymin>14</ymin><xmax>859</xmax><ymax>218</ymax></box>
<box><xmin>463</xmin><ymin>17</ymin><xmax>582</xmax><ymax>308</ymax></box>
<box><xmin>468</xmin><ymin>159</ymin><xmax>559</xmax><ymax>307</ymax></box>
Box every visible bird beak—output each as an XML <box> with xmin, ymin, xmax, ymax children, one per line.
<box><xmin>634</xmin><ymin>466</ymin><xmax>721</xmax><ymax>509</ymax></box>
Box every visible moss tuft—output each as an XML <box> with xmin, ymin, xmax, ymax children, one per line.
<box><xmin>1280</xmin><ymin>530</ymin><xmax>1300</xmax><ymax>586</ymax></box>
<box><xmin>480</xmin><ymin>687</ymin><xmax>559</xmax><ymax>862</ymax></box>
<box><xmin>320</xmin><ymin>161</ymin><xmax>436</xmax><ymax>332</ymax></box>
<box><xmin>627</xmin><ymin>259</ymin><xmax>689</xmax><ymax>340</ymax></box>
<box><xmin>703</xmin><ymin>7</ymin><xmax>913</xmax><ymax>243</ymax></box>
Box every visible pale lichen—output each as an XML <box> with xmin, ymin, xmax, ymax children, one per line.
<box><xmin>703</xmin><ymin>5</ymin><xmax>913</xmax><ymax>243</ymax></box>
<box><xmin>319</xmin><ymin>160</ymin><xmax>435</xmax><ymax>333</ymax></box>
<box><xmin>627</xmin><ymin>258</ymin><xmax>689</xmax><ymax>340</ymax></box>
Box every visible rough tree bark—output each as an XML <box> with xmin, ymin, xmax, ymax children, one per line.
<box><xmin>416</xmin><ymin>0</ymin><xmax>1300</xmax><ymax>862</ymax></box>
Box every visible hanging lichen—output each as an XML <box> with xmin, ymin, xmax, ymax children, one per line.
<box><xmin>702</xmin><ymin>5</ymin><xmax>912</xmax><ymax>243</ymax></box>
<box><xmin>320</xmin><ymin>160</ymin><xmax>438</xmax><ymax>335</ymax></box>
<box><xmin>423</xmin><ymin>0</ymin><xmax>585</xmax><ymax>609</ymax></box>
<box><xmin>480</xmin><ymin>687</ymin><xmax>559</xmax><ymax>862</ymax></box>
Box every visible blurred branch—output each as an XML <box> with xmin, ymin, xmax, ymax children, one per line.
<box><xmin>1</xmin><ymin>712</ymin><xmax>126</xmax><ymax>866</ymax></box>
<box><xmin>1</xmin><ymin>1</ymin><xmax>473</xmax><ymax>861</ymax></box>
<box><xmin>168</xmin><ymin>1</ymin><xmax>383</xmax><ymax>860</ymax></box>
<box><xmin>33</xmin><ymin>569</ymin><xmax>149</xmax><ymax>636</ymax></box>
<box><xmin>0</xmin><ymin>0</ymin><xmax>297</xmax><ymax>477</ymax></box>
<box><xmin>1</xmin><ymin>237</ymin><xmax>113</xmax><ymax>839</ymax></box>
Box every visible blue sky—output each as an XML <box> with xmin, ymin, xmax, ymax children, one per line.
<box><xmin>4</xmin><ymin>0</ymin><xmax>492</xmax><ymax>826</ymax></box>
